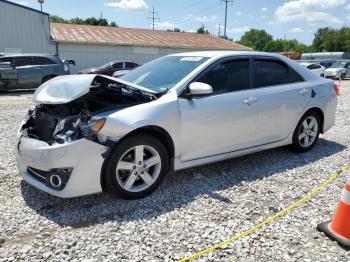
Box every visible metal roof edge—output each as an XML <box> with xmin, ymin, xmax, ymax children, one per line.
<box><xmin>51</xmin><ymin>39</ymin><xmax>252</xmax><ymax>50</ymax></box>
<box><xmin>0</xmin><ymin>0</ymin><xmax>50</xmax><ymax>16</ymax></box>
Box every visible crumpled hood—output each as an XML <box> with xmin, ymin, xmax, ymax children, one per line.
<box><xmin>33</xmin><ymin>74</ymin><xmax>157</xmax><ymax>105</ymax></box>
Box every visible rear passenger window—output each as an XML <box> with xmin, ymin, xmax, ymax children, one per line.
<box><xmin>14</xmin><ymin>57</ymin><xmax>32</xmax><ymax>67</ymax></box>
<box><xmin>112</xmin><ymin>62</ymin><xmax>123</xmax><ymax>69</ymax></box>
<box><xmin>125</xmin><ymin>62</ymin><xmax>138</xmax><ymax>69</ymax></box>
<box><xmin>197</xmin><ymin>59</ymin><xmax>251</xmax><ymax>94</ymax></box>
<box><xmin>255</xmin><ymin>59</ymin><xmax>303</xmax><ymax>88</ymax></box>
<box><xmin>33</xmin><ymin>57</ymin><xmax>55</xmax><ymax>65</ymax></box>
<box><xmin>0</xmin><ymin>57</ymin><xmax>12</xmax><ymax>63</ymax></box>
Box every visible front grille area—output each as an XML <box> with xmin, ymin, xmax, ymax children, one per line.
<box><xmin>27</xmin><ymin>167</ymin><xmax>50</xmax><ymax>183</ymax></box>
<box><xmin>26</xmin><ymin>167</ymin><xmax>72</xmax><ymax>191</ymax></box>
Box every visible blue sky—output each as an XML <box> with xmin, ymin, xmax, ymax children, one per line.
<box><xmin>12</xmin><ymin>0</ymin><xmax>350</xmax><ymax>45</ymax></box>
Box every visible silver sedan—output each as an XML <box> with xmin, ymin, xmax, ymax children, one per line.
<box><xmin>15</xmin><ymin>51</ymin><xmax>338</xmax><ymax>199</ymax></box>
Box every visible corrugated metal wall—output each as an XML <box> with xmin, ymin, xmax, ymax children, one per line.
<box><xmin>56</xmin><ymin>42</ymin><xmax>199</xmax><ymax>73</ymax></box>
<box><xmin>0</xmin><ymin>1</ymin><xmax>51</xmax><ymax>53</ymax></box>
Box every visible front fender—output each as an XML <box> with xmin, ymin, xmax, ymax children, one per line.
<box><xmin>99</xmin><ymin>91</ymin><xmax>181</xmax><ymax>157</ymax></box>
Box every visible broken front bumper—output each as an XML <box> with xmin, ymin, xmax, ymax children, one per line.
<box><xmin>15</xmin><ymin>130</ymin><xmax>109</xmax><ymax>198</ymax></box>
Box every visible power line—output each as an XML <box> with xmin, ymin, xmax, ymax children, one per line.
<box><xmin>220</xmin><ymin>0</ymin><xmax>233</xmax><ymax>38</ymax></box>
<box><xmin>147</xmin><ymin>6</ymin><xmax>160</xmax><ymax>30</ymax></box>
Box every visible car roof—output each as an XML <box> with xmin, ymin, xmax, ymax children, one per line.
<box><xmin>0</xmin><ymin>53</ymin><xmax>57</xmax><ymax>58</ymax></box>
<box><xmin>170</xmin><ymin>50</ymin><xmax>288</xmax><ymax>59</ymax></box>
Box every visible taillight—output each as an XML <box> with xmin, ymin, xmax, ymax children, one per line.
<box><xmin>333</xmin><ymin>80</ymin><xmax>341</xmax><ymax>95</ymax></box>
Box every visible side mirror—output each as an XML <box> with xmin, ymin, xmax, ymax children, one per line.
<box><xmin>188</xmin><ymin>82</ymin><xmax>213</xmax><ymax>97</ymax></box>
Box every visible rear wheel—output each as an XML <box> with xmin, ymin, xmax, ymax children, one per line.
<box><xmin>103</xmin><ymin>134</ymin><xmax>169</xmax><ymax>199</ymax></box>
<box><xmin>340</xmin><ymin>73</ymin><xmax>346</xmax><ymax>80</ymax></box>
<box><xmin>291</xmin><ymin>111</ymin><xmax>320</xmax><ymax>152</ymax></box>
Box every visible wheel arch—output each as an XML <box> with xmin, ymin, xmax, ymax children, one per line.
<box><xmin>100</xmin><ymin>125</ymin><xmax>175</xmax><ymax>191</ymax></box>
<box><xmin>302</xmin><ymin>107</ymin><xmax>325</xmax><ymax>133</ymax></box>
<box><xmin>41</xmin><ymin>74</ymin><xmax>57</xmax><ymax>83</ymax></box>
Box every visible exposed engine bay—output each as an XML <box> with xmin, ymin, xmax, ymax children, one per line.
<box><xmin>21</xmin><ymin>75</ymin><xmax>157</xmax><ymax>145</ymax></box>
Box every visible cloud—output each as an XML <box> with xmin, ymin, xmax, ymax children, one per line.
<box><xmin>275</xmin><ymin>0</ymin><xmax>345</xmax><ymax>24</ymax></box>
<box><xmin>346</xmin><ymin>3</ymin><xmax>350</xmax><ymax>9</ymax></box>
<box><xmin>347</xmin><ymin>15</ymin><xmax>350</xmax><ymax>21</ymax></box>
<box><xmin>261</xmin><ymin>7</ymin><xmax>268</xmax><ymax>12</ymax></box>
<box><xmin>226</xmin><ymin>26</ymin><xmax>250</xmax><ymax>34</ymax></box>
<box><xmin>291</xmin><ymin>27</ymin><xmax>304</xmax><ymax>33</ymax></box>
<box><xmin>15</xmin><ymin>1</ymin><xmax>29</xmax><ymax>5</ymax></box>
<box><xmin>105</xmin><ymin>0</ymin><xmax>148</xmax><ymax>11</ymax></box>
<box><xmin>185</xmin><ymin>14</ymin><xmax>217</xmax><ymax>23</ymax></box>
<box><xmin>236</xmin><ymin>11</ymin><xmax>242</xmax><ymax>16</ymax></box>
<box><xmin>154</xmin><ymin>21</ymin><xmax>177</xmax><ymax>30</ymax></box>
<box><xmin>261</xmin><ymin>15</ymin><xmax>266</xmax><ymax>19</ymax></box>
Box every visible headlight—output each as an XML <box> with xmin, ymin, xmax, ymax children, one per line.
<box><xmin>90</xmin><ymin>118</ymin><xmax>106</xmax><ymax>133</ymax></box>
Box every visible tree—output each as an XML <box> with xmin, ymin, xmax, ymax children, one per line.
<box><xmin>166</xmin><ymin>28</ymin><xmax>181</xmax><ymax>32</ymax></box>
<box><xmin>197</xmin><ymin>25</ymin><xmax>209</xmax><ymax>34</ymax></box>
<box><xmin>238</xmin><ymin>29</ymin><xmax>273</xmax><ymax>51</ymax></box>
<box><xmin>263</xmin><ymin>39</ymin><xmax>285</xmax><ymax>52</ymax></box>
<box><xmin>50</xmin><ymin>15</ymin><xmax>118</xmax><ymax>27</ymax></box>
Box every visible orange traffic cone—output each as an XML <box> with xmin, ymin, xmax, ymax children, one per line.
<box><xmin>317</xmin><ymin>176</ymin><xmax>350</xmax><ymax>249</ymax></box>
<box><xmin>334</xmin><ymin>80</ymin><xmax>341</xmax><ymax>95</ymax></box>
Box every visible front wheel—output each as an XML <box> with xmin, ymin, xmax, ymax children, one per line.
<box><xmin>103</xmin><ymin>134</ymin><xmax>169</xmax><ymax>199</ymax></box>
<box><xmin>291</xmin><ymin>112</ymin><xmax>320</xmax><ymax>152</ymax></box>
<box><xmin>340</xmin><ymin>73</ymin><xmax>346</xmax><ymax>80</ymax></box>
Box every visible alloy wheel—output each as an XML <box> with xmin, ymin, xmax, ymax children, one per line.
<box><xmin>115</xmin><ymin>145</ymin><xmax>162</xmax><ymax>192</ymax></box>
<box><xmin>298</xmin><ymin>116</ymin><xmax>318</xmax><ymax>148</ymax></box>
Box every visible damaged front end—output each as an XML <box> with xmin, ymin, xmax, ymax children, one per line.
<box><xmin>16</xmin><ymin>74</ymin><xmax>158</xmax><ymax>197</ymax></box>
<box><xmin>20</xmin><ymin>74</ymin><xmax>157</xmax><ymax>145</ymax></box>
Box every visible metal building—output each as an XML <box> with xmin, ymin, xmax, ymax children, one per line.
<box><xmin>50</xmin><ymin>23</ymin><xmax>252</xmax><ymax>73</ymax></box>
<box><xmin>0</xmin><ymin>0</ymin><xmax>51</xmax><ymax>54</ymax></box>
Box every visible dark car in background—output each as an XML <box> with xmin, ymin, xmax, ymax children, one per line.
<box><xmin>0</xmin><ymin>54</ymin><xmax>71</xmax><ymax>90</ymax></box>
<box><xmin>78</xmin><ymin>61</ymin><xmax>139</xmax><ymax>76</ymax></box>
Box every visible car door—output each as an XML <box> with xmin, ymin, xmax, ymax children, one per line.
<box><xmin>33</xmin><ymin>56</ymin><xmax>58</xmax><ymax>82</ymax></box>
<box><xmin>178</xmin><ymin>57</ymin><xmax>259</xmax><ymax>161</ymax></box>
<box><xmin>345</xmin><ymin>63</ymin><xmax>350</xmax><ymax>78</ymax></box>
<box><xmin>0</xmin><ymin>57</ymin><xmax>18</xmax><ymax>88</ymax></box>
<box><xmin>15</xmin><ymin>56</ymin><xmax>41</xmax><ymax>88</ymax></box>
<box><xmin>252</xmin><ymin>57</ymin><xmax>310</xmax><ymax>144</ymax></box>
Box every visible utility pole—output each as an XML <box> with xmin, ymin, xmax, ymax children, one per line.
<box><xmin>221</xmin><ymin>0</ymin><xmax>233</xmax><ymax>38</ymax></box>
<box><xmin>218</xmin><ymin>23</ymin><xmax>221</xmax><ymax>36</ymax></box>
<box><xmin>147</xmin><ymin>6</ymin><xmax>160</xmax><ymax>30</ymax></box>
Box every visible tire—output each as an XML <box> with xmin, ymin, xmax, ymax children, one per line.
<box><xmin>103</xmin><ymin>134</ymin><xmax>169</xmax><ymax>199</ymax></box>
<box><xmin>291</xmin><ymin>111</ymin><xmax>321</xmax><ymax>152</ymax></box>
<box><xmin>41</xmin><ymin>75</ymin><xmax>56</xmax><ymax>84</ymax></box>
<box><xmin>320</xmin><ymin>74</ymin><xmax>324</xmax><ymax>78</ymax></box>
<box><xmin>340</xmin><ymin>73</ymin><xmax>346</xmax><ymax>80</ymax></box>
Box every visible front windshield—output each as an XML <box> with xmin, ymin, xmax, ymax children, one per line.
<box><xmin>121</xmin><ymin>55</ymin><xmax>209</xmax><ymax>93</ymax></box>
<box><xmin>330</xmin><ymin>62</ymin><xmax>345</xmax><ymax>69</ymax></box>
<box><xmin>99</xmin><ymin>62</ymin><xmax>113</xmax><ymax>69</ymax></box>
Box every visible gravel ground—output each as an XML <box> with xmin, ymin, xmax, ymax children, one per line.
<box><xmin>0</xmin><ymin>82</ymin><xmax>350</xmax><ymax>262</ymax></box>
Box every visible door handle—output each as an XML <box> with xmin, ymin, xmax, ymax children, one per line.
<box><xmin>34</xmin><ymin>67</ymin><xmax>41</xmax><ymax>70</ymax></box>
<box><xmin>299</xmin><ymin>88</ymin><xmax>309</xmax><ymax>96</ymax></box>
<box><xmin>243</xmin><ymin>97</ymin><xmax>258</xmax><ymax>105</ymax></box>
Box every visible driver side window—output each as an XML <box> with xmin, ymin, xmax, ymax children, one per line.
<box><xmin>197</xmin><ymin>59</ymin><xmax>251</xmax><ymax>94</ymax></box>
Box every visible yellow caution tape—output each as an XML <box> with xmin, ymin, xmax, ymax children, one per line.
<box><xmin>178</xmin><ymin>165</ymin><xmax>349</xmax><ymax>262</ymax></box>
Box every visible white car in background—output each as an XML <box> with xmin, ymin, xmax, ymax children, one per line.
<box><xmin>300</xmin><ymin>63</ymin><xmax>325</xmax><ymax>78</ymax></box>
<box><xmin>325</xmin><ymin>62</ymin><xmax>350</xmax><ymax>80</ymax></box>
